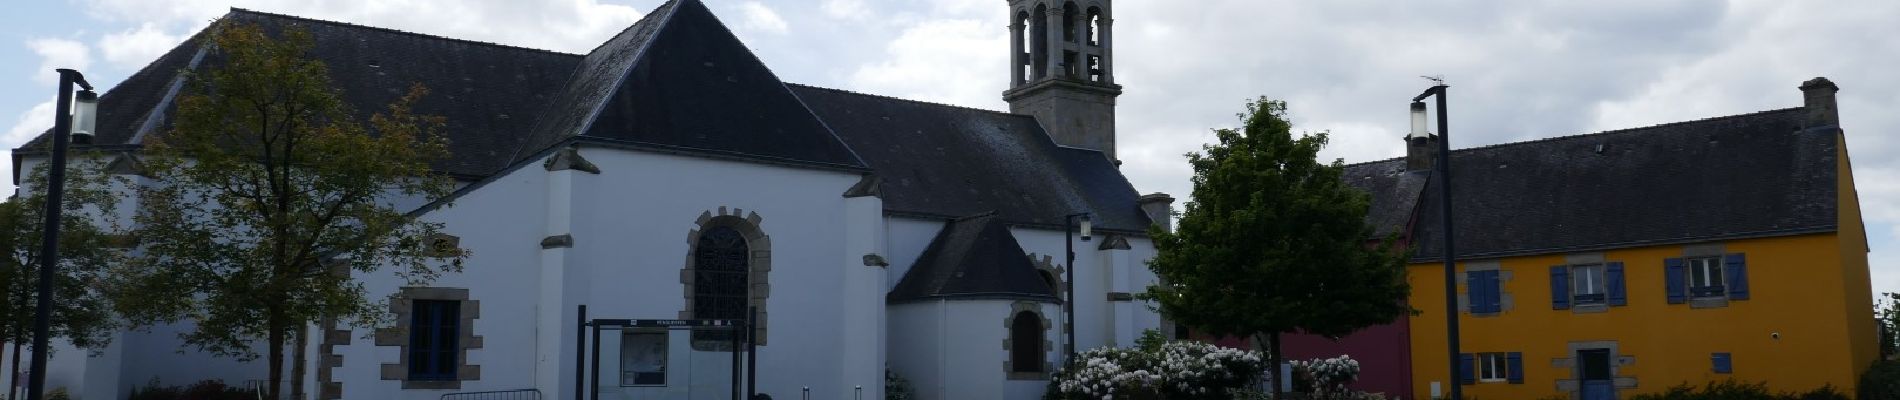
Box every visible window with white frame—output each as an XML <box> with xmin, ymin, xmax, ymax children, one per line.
<box><xmin>1687</xmin><ymin>256</ymin><xmax>1725</xmax><ymax>297</ymax></box>
<box><xmin>620</xmin><ymin>332</ymin><xmax>667</xmax><ymax>386</ymax></box>
<box><xmin>1572</xmin><ymin>264</ymin><xmax>1606</xmax><ymax>304</ymax></box>
<box><xmin>1479</xmin><ymin>352</ymin><xmax>1509</xmax><ymax>382</ymax></box>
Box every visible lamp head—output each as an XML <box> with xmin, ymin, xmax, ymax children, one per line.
<box><xmin>1078</xmin><ymin>214</ymin><xmax>1092</xmax><ymax>242</ymax></box>
<box><xmin>71</xmin><ymin>90</ymin><xmax>98</xmax><ymax>144</ymax></box>
<box><xmin>1408</xmin><ymin>101</ymin><xmax>1429</xmax><ymax>140</ymax></box>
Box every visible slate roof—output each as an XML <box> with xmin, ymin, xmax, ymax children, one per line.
<box><xmin>789</xmin><ymin>85</ymin><xmax>1151</xmax><ymax>232</ymax></box>
<box><xmin>17</xmin><ymin>0</ymin><xmax>1152</xmax><ymax>235</ymax></box>
<box><xmin>888</xmin><ymin>213</ymin><xmax>1061</xmax><ymax>304</ymax></box>
<box><xmin>18</xmin><ymin>8</ymin><xmax>584</xmax><ymax>179</ymax></box>
<box><xmin>1346</xmin><ymin>108</ymin><xmax>1839</xmax><ymax>261</ymax></box>
<box><xmin>515</xmin><ymin>0</ymin><xmax>865</xmax><ymax>170</ymax></box>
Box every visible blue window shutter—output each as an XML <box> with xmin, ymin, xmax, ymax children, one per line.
<box><xmin>1486</xmin><ymin>270</ymin><xmax>1503</xmax><ymax>313</ymax></box>
<box><xmin>1712</xmin><ymin>352</ymin><xmax>1733</xmax><ymax>373</ymax></box>
<box><xmin>1606</xmin><ymin>262</ymin><xmax>1627</xmax><ymax>306</ymax></box>
<box><xmin>1507</xmin><ymin>352</ymin><xmax>1524</xmax><ymax>384</ymax></box>
<box><xmin>1725</xmin><ymin>253</ymin><xmax>1749</xmax><ymax>300</ymax></box>
<box><xmin>1664</xmin><ymin>258</ymin><xmax>1687</xmax><ymax>304</ymax></box>
<box><xmin>1466</xmin><ymin>271</ymin><xmax>1485</xmax><ymax>313</ymax></box>
<box><xmin>1459</xmin><ymin>353</ymin><xmax>1476</xmax><ymax>385</ymax></box>
<box><xmin>1549</xmin><ymin>266</ymin><xmax>1570</xmax><ymax>310</ymax></box>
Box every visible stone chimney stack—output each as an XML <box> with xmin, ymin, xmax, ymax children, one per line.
<box><xmin>1406</xmin><ymin>134</ymin><xmax>1439</xmax><ymax>172</ymax></box>
<box><xmin>1800</xmin><ymin>77</ymin><xmax>1840</xmax><ymax>129</ymax></box>
<box><xmin>1137</xmin><ymin>193</ymin><xmax>1175</xmax><ymax>233</ymax></box>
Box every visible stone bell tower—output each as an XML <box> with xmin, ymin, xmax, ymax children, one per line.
<box><xmin>1003</xmin><ymin>0</ymin><xmax>1123</xmax><ymax>159</ymax></box>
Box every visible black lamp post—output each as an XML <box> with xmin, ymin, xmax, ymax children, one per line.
<box><xmin>1413</xmin><ymin>83</ymin><xmax>1457</xmax><ymax>400</ymax></box>
<box><xmin>1063</xmin><ymin>212</ymin><xmax>1091</xmax><ymax>367</ymax></box>
<box><xmin>28</xmin><ymin>68</ymin><xmax>95</xmax><ymax>400</ymax></box>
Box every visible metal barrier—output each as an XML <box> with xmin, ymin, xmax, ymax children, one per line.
<box><xmin>441</xmin><ymin>389</ymin><xmax>542</xmax><ymax>400</ymax></box>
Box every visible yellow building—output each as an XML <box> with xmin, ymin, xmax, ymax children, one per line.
<box><xmin>1343</xmin><ymin>78</ymin><xmax>1878</xmax><ymax>399</ymax></box>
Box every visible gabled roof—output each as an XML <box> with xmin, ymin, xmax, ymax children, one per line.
<box><xmin>1347</xmin><ymin>107</ymin><xmax>1839</xmax><ymax>261</ymax></box>
<box><xmin>515</xmin><ymin>0</ymin><xmax>865</xmax><ymax>170</ymax></box>
<box><xmin>789</xmin><ymin>85</ymin><xmax>1151</xmax><ymax>232</ymax></box>
<box><xmin>888</xmin><ymin>213</ymin><xmax>1060</xmax><ymax>304</ymax></box>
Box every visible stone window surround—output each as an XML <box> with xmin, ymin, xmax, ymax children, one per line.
<box><xmin>375</xmin><ymin>287</ymin><xmax>483</xmax><ymax>390</ymax></box>
<box><xmin>680</xmin><ymin>206</ymin><xmax>771</xmax><ymax>350</ymax></box>
<box><xmin>1002</xmin><ymin>301</ymin><xmax>1055</xmax><ymax>380</ymax></box>
<box><xmin>1026</xmin><ymin>253</ymin><xmax>1066</xmax><ymax>295</ymax></box>
<box><xmin>1550</xmin><ymin>340</ymin><xmax>1638</xmax><ymax>396</ymax></box>
<box><xmin>1681</xmin><ymin>243</ymin><xmax>1733</xmax><ymax>309</ymax></box>
<box><xmin>1456</xmin><ymin>260</ymin><xmax>1513</xmax><ymax>317</ymax></box>
<box><xmin>1560</xmin><ymin>253</ymin><xmax>1614</xmax><ymax>314</ymax></box>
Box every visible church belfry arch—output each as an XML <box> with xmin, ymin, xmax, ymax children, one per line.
<box><xmin>681</xmin><ymin>206</ymin><xmax>771</xmax><ymax>349</ymax></box>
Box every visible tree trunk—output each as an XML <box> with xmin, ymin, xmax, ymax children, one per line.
<box><xmin>9</xmin><ymin>341</ymin><xmax>22</xmax><ymax>400</ymax></box>
<box><xmin>1268</xmin><ymin>332</ymin><xmax>1284</xmax><ymax>400</ymax></box>
<box><xmin>267</xmin><ymin>305</ymin><xmax>285</xmax><ymax>400</ymax></box>
<box><xmin>291</xmin><ymin>325</ymin><xmax>308</xmax><ymax>400</ymax></box>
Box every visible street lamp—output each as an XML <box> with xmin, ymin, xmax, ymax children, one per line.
<box><xmin>1063</xmin><ymin>212</ymin><xmax>1091</xmax><ymax>367</ymax></box>
<box><xmin>1413</xmin><ymin>83</ymin><xmax>1458</xmax><ymax>399</ymax></box>
<box><xmin>29</xmin><ymin>68</ymin><xmax>95</xmax><ymax>400</ymax></box>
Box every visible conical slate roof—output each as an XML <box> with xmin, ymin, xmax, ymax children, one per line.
<box><xmin>888</xmin><ymin>213</ymin><xmax>1061</xmax><ymax>304</ymax></box>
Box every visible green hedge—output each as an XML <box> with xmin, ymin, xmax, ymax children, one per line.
<box><xmin>1627</xmin><ymin>380</ymin><xmax>1847</xmax><ymax>400</ymax></box>
<box><xmin>1863</xmin><ymin>359</ymin><xmax>1900</xmax><ymax>400</ymax></box>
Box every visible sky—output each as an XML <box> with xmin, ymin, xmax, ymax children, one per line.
<box><xmin>2</xmin><ymin>0</ymin><xmax>1895</xmax><ymax>297</ymax></box>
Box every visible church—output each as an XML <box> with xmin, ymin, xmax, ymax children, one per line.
<box><xmin>18</xmin><ymin>0</ymin><xmax>1173</xmax><ymax>399</ymax></box>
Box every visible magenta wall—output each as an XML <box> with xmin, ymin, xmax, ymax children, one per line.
<box><xmin>1281</xmin><ymin>317</ymin><xmax>1412</xmax><ymax>398</ymax></box>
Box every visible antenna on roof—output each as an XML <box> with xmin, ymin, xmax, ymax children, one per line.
<box><xmin>1420</xmin><ymin>75</ymin><xmax>1446</xmax><ymax>86</ymax></box>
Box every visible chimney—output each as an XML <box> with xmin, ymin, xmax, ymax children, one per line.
<box><xmin>1137</xmin><ymin>192</ymin><xmax>1176</xmax><ymax>233</ymax></box>
<box><xmin>1406</xmin><ymin>134</ymin><xmax>1439</xmax><ymax>171</ymax></box>
<box><xmin>1800</xmin><ymin>77</ymin><xmax>1840</xmax><ymax>129</ymax></box>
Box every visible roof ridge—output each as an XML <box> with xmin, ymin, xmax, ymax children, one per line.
<box><xmin>225</xmin><ymin>7</ymin><xmax>580</xmax><ymax>57</ymax></box>
<box><xmin>572</xmin><ymin>0</ymin><xmax>677</xmax><ymax>56</ymax></box>
<box><xmin>1343</xmin><ymin>107</ymin><xmax>1805</xmax><ymax>167</ymax></box>
<box><xmin>786</xmin><ymin>83</ymin><xmax>1023</xmax><ymax>120</ymax></box>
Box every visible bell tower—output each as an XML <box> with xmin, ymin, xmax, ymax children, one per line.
<box><xmin>1004</xmin><ymin>0</ymin><xmax>1123</xmax><ymax>159</ymax></box>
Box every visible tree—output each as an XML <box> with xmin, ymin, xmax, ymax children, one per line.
<box><xmin>1879</xmin><ymin>292</ymin><xmax>1898</xmax><ymax>359</ymax></box>
<box><xmin>1143</xmin><ymin>98</ymin><xmax>1412</xmax><ymax>398</ymax></box>
<box><xmin>0</xmin><ymin>159</ymin><xmax>125</xmax><ymax>386</ymax></box>
<box><xmin>111</xmin><ymin>22</ymin><xmax>462</xmax><ymax>400</ymax></box>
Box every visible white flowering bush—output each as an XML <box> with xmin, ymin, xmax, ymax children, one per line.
<box><xmin>1290</xmin><ymin>355</ymin><xmax>1364</xmax><ymax>399</ymax></box>
<box><xmin>1048</xmin><ymin>340</ymin><xmax>1265</xmax><ymax>400</ymax></box>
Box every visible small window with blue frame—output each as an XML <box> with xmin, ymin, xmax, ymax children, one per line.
<box><xmin>408</xmin><ymin>299</ymin><xmax>461</xmax><ymax>381</ymax></box>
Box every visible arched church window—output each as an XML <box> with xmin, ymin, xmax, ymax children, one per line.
<box><xmin>1062</xmin><ymin>2</ymin><xmax>1080</xmax><ymax>43</ymax></box>
<box><xmin>693</xmin><ymin>226</ymin><xmax>749</xmax><ymax>344</ymax></box>
<box><xmin>1087</xmin><ymin>7</ymin><xmax>1103</xmax><ymax>46</ymax></box>
<box><xmin>1010</xmin><ymin>311</ymin><xmax>1044</xmax><ymax>373</ymax></box>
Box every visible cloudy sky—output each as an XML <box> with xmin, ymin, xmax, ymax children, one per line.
<box><xmin>3</xmin><ymin>0</ymin><xmax>1895</xmax><ymax>296</ymax></box>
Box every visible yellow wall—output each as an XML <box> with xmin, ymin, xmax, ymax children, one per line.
<box><xmin>1407</xmin><ymin>233</ymin><xmax>1873</xmax><ymax>399</ymax></box>
<box><xmin>1836</xmin><ymin>132</ymin><xmax>1881</xmax><ymax>381</ymax></box>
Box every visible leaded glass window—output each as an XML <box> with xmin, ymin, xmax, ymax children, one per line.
<box><xmin>693</xmin><ymin>226</ymin><xmax>748</xmax><ymax>344</ymax></box>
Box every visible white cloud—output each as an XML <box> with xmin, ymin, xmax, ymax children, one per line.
<box><xmin>27</xmin><ymin>39</ymin><xmax>91</xmax><ymax>86</ymax></box>
<box><xmin>739</xmin><ymin>2</ymin><xmax>790</xmax><ymax>35</ymax></box>
<box><xmin>2</xmin><ymin>101</ymin><xmax>56</xmax><ymax>184</ymax></box>
<box><xmin>821</xmin><ymin>0</ymin><xmax>870</xmax><ymax>21</ymax></box>
<box><xmin>99</xmin><ymin>23</ymin><xmax>185</xmax><ymax>67</ymax></box>
<box><xmin>847</xmin><ymin>18</ymin><xmax>1006</xmax><ymax>109</ymax></box>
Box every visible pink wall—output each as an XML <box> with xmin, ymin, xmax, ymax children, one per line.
<box><xmin>1198</xmin><ymin>317</ymin><xmax>1412</xmax><ymax>398</ymax></box>
<box><xmin>1281</xmin><ymin>318</ymin><xmax>1412</xmax><ymax>398</ymax></box>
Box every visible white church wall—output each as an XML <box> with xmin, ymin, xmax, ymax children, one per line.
<box><xmin>559</xmin><ymin>148</ymin><xmax>865</xmax><ymax>400</ymax></box>
<box><xmin>332</xmin><ymin>157</ymin><xmax>552</xmax><ymax>400</ymax></box>
<box><xmin>887</xmin><ymin>300</ymin><xmax>1061</xmax><ymax>400</ymax></box>
<box><xmin>882</xmin><ymin>217</ymin><xmax>944</xmax><ymax>292</ymax></box>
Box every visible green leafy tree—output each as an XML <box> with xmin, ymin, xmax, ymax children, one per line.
<box><xmin>111</xmin><ymin>22</ymin><xmax>463</xmax><ymax>400</ymax></box>
<box><xmin>0</xmin><ymin>160</ymin><xmax>125</xmax><ymax>363</ymax></box>
<box><xmin>1879</xmin><ymin>291</ymin><xmax>1898</xmax><ymax>359</ymax></box>
<box><xmin>1143</xmin><ymin>98</ymin><xmax>1412</xmax><ymax>398</ymax></box>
